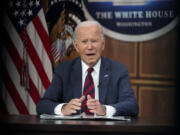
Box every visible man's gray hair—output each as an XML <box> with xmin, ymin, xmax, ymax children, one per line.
<box><xmin>73</xmin><ymin>20</ymin><xmax>104</xmax><ymax>41</ymax></box>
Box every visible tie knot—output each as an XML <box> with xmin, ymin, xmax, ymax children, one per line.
<box><xmin>87</xmin><ymin>67</ymin><xmax>93</xmax><ymax>73</ymax></box>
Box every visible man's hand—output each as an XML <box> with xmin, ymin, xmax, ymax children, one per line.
<box><xmin>61</xmin><ymin>96</ymin><xmax>85</xmax><ymax>116</ymax></box>
<box><xmin>87</xmin><ymin>95</ymin><xmax>106</xmax><ymax>116</ymax></box>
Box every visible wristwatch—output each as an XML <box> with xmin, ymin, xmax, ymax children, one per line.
<box><xmin>103</xmin><ymin>105</ymin><xmax>106</xmax><ymax>116</ymax></box>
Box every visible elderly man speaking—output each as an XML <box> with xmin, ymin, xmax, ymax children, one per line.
<box><xmin>36</xmin><ymin>20</ymin><xmax>138</xmax><ymax>117</ymax></box>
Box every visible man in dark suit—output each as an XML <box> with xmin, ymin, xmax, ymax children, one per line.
<box><xmin>36</xmin><ymin>20</ymin><xmax>138</xmax><ymax>116</ymax></box>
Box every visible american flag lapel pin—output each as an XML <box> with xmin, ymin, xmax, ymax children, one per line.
<box><xmin>104</xmin><ymin>74</ymin><xmax>109</xmax><ymax>78</ymax></box>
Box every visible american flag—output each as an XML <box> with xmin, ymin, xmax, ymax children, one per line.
<box><xmin>1</xmin><ymin>0</ymin><xmax>53</xmax><ymax>114</ymax></box>
<box><xmin>50</xmin><ymin>1</ymin><xmax>66</xmax><ymax>67</ymax></box>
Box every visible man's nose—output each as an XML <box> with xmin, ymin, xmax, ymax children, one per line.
<box><xmin>87</xmin><ymin>42</ymin><xmax>93</xmax><ymax>49</ymax></box>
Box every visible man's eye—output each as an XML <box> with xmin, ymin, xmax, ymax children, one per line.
<box><xmin>92</xmin><ymin>40</ymin><xmax>97</xmax><ymax>43</ymax></box>
<box><xmin>81</xmin><ymin>40</ymin><xmax>87</xmax><ymax>43</ymax></box>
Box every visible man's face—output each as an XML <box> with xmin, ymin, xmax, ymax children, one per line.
<box><xmin>75</xmin><ymin>24</ymin><xmax>105</xmax><ymax>67</ymax></box>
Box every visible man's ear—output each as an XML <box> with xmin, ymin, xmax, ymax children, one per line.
<box><xmin>73</xmin><ymin>40</ymin><xmax>79</xmax><ymax>53</ymax></box>
<box><xmin>102</xmin><ymin>38</ymin><xmax>105</xmax><ymax>50</ymax></box>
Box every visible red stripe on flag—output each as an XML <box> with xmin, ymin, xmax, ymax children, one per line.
<box><xmin>53</xmin><ymin>50</ymin><xmax>60</xmax><ymax>57</ymax></box>
<box><xmin>3</xmin><ymin>70</ymin><xmax>29</xmax><ymax>114</ymax></box>
<box><xmin>53</xmin><ymin>53</ymin><xmax>60</xmax><ymax>60</ymax></box>
<box><xmin>51</xmin><ymin>47</ymin><xmax>60</xmax><ymax>56</ymax></box>
<box><xmin>28</xmin><ymin>80</ymin><xmax>41</xmax><ymax>104</ymax></box>
<box><xmin>6</xmin><ymin>38</ymin><xmax>41</xmax><ymax>104</ymax></box>
<box><xmin>51</xmin><ymin>47</ymin><xmax>56</xmax><ymax>54</ymax></box>
<box><xmin>19</xmin><ymin>30</ymin><xmax>50</xmax><ymax>89</ymax></box>
<box><xmin>32</xmin><ymin>15</ymin><xmax>52</xmax><ymax>61</ymax></box>
<box><xmin>54</xmin><ymin>53</ymin><xmax>61</xmax><ymax>60</ymax></box>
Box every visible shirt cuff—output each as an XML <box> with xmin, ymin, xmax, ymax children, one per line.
<box><xmin>54</xmin><ymin>103</ymin><xmax>66</xmax><ymax>115</ymax></box>
<box><xmin>104</xmin><ymin>105</ymin><xmax>116</xmax><ymax>117</ymax></box>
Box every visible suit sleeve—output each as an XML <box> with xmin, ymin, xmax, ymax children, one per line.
<box><xmin>36</xmin><ymin>69</ymin><xmax>63</xmax><ymax>115</ymax></box>
<box><xmin>110</xmin><ymin>66</ymin><xmax>139</xmax><ymax>116</ymax></box>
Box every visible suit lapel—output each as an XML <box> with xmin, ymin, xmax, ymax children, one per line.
<box><xmin>70</xmin><ymin>58</ymin><xmax>82</xmax><ymax>99</ymax></box>
<box><xmin>70</xmin><ymin>57</ymin><xmax>110</xmax><ymax>103</ymax></box>
<box><xmin>99</xmin><ymin>57</ymin><xmax>110</xmax><ymax>104</ymax></box>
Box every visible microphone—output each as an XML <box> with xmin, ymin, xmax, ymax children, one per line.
<box><xmin>98</xmin><ymin>82</ymin><xmax>102</xmax><ymax>88</ymax></box>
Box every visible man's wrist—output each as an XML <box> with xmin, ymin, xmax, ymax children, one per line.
<box><xmin>102</xmin><ymin>105</ymin><xmax>106</xmax><ymax>116</ymax></box>
<box><xmin>54</xmin><ymin>103</ymin><xmax>65</xmax><ymax>115</ymax></box>
<box><xmin>104</xmin><ymin>105</ymin><xmax>116</xmax><ymax>117</ymax></box>
<box><xmin>61</xmin><ymin>104</ymin><xmax>67</xmax><ymax>115</ymax></box>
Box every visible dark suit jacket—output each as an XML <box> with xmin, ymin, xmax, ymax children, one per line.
<box><xmin>36</xmin><ymin>57</ymin><xmax>139</xmax><ymax>116</ymax></box>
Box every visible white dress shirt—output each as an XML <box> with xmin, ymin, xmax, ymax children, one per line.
<box><xmin>54</xmin><ymin>58</ymin><xmax>116</xmax><ymax>116</ymax></box>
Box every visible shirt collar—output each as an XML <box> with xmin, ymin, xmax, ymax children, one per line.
<box><xmin>81</xmin><ymin>58</ymin><xmax>101</xmax><ymax>74</ymax></box>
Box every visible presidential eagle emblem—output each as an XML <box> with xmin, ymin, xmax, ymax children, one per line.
<box><xmin>46</xmin><ymin>0</ymin><xmax>86</xmax><ymax>68</ymax></box>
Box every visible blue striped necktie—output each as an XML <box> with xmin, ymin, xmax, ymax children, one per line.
<box><xmin>81</xmin><ymin>67</ymin><xmax>95</xmax><ymax>115</ymax></box>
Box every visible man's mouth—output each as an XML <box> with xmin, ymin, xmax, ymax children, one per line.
<box><xmin>86</xmin><ymin>53</ymin><xmax>95</xmax><ymax>56</ymax></box>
